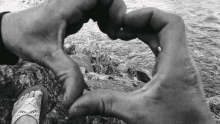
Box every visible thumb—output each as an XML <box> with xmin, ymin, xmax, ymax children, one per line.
<box><xmin>44</xmin><ymin>50</ymin><xmax>87</xmax><ymax>108</ymax></box>
<box><xmin>68</xmin><ymin>90</ymin><xmax>133</xmax><ymax>121</ymax></box>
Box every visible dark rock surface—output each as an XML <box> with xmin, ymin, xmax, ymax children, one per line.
<box><xmin>207</xmin><ymin>95</ymin><xmax>220</xmax><ymax>123</ymax></box>
<box><xmin>135</xmin><ymin>69</ymin><xmax>151</xmax><ymax>83</ymax></box>
<box><xmin>207</xmin><ymin>95</ymin><xmax>220</xmax><ymax>115</ymax></box>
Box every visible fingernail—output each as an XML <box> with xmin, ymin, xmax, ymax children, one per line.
<box><xmin>152</xmin><ymin>48</ymin><xmax>160</xmax><ymax>57</ymax></box>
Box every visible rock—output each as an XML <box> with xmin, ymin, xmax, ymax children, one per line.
<box><xmin>116</xmin><ymin>63</ymin><xmax>127</xmax><ymax>72</ymax></box>
<box><xmin>86</xmin><ymin>72</ymin><xmax>110</xmax><ymax>81</ymax></box>
<box><xmin>135</xmin><ymin>69</ymin><xmax>151</xmax><ymax>83</ymax></box>
<box><xmin>65</xmin><ymin>44</ymin><xmax>76</xmax><ymax>55</ymax></box>
<box><xmin>133</xmin><ymin>82</ymin><xmax>138</xmax><ymax>87</ymax></box>
<box><xmin>84</xmin><ymin>73</ymin><xmax>145</xmax><ymax>92</ymax></box>
<box><xmin>90</xmin><ymin>52</ymin><xmax>120</xmax><ymax>75</ymax></box>
<box><xmin>207</xmin><ymin>95</ymin><xmax>220</xmax><ymax>115</ymax></box>
<box><xmin>206</xmin><ymin>95</ymin><xmax>220</xmax><ymax>123</ymax></box>
<box><xmin>116</xmin><ymin>63</ymin><xmax>151</xmax><ymax>83</ymax></box>
<box><xmin>108</xmin><ymin>76</ymin><xmax>115</xmax><ymax>80</ymax></box>
<box><xmin>70</xmin><ymin>54</ymin><xmax>94</xmax><ymax>73</ymax></box>
<box><xmin>46</xmin><ymin>103</ymin><xmax>126</xmax><ymax>124</ymax></box>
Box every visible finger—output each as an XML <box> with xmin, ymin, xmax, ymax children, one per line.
<box><xmin>51</xmin><ymin>0</ymin><xmax>126</xmax><ymax>39</ymax></box>
<box><xmin>123</xmin><ymin>8</ymin><xmax>189</xmax><ymax>75</ymax></box>
<box><xmin>138</xmin><ymin>33</ymin><xmax>160</xmax><ymax>57</ymax></box>
<box><xmin>117</xmin><ymin>29</ymin><xmax>160</xmax><ymax>57</ymax></box>
<box><xmin>117</xmin><ymin>29</ymin><xmax>160</xmax><ymax>75</ymax></box>
<box><xmin>65</xmin><ymin>22</ymin><xmax>84</xmax><ymax>37</ymax></box>
<box><xmin>44</xmin><ymin>50</ymin><xmax>87</xmax><ymax>109</ymax></box>
<box><xmin>123</xmin><ymin>8</ymin><xmax>187</xmax><ymax>51</ymax></box>
<box><xmin>116</xmin><ymin>29</ymin><xmax>137</xmax><ymax>41</ymax></box>
<box><xmin>94</xmin><ymin>0</ymin><xmax>127</xmax><ymax>39</ymax></box>
<box><xmin>96</xmin><ymin>15</ymin><xmax>109</xmax><ymax>33</ymax></box>
<box><xmin>65</xmin><ymin>16</ymin><xmax>89</xmax><ymax>36</ymax></box>
<box><xmin>68</xmin><ymin>90</ymin><xmax>132</xmax><ymax>122</ymax></box>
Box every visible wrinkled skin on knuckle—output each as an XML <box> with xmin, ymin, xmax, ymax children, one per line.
<box><xmin>168</xmin><ymin>14</ymin><xmax>186</xmax><ymax>33</ymax></box>
<box><xmin>97</xmin><ymin>91</ymin><xmax>114</xmax><ymax>116</ymax></box>
<box><xmin>159</xmin><ymin>61</ymin><xmax>200</xmax><ymax>91</ymax></box>
<box><xmin>179</xmin><ymin>56</ymin><xmax>201</xmax><ymax>86</ymax></box>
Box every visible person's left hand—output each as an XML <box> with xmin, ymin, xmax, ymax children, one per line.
<box><xmin>1</xmin><ymin>0</ymin><xmax>126</xmax><ymax>109</ymax></box>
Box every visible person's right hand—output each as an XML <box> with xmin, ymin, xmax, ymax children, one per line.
<box><xmin>1</xmin><ymin>0</ymin><xmax>126</xmax><ymax>109</ymax></box>
<box><xmin>68</xmin><ymin>8</ymin><xmax>216</xmax><ymax>124</ymax></box>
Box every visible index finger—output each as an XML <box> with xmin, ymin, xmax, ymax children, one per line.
<box><xmin>87</xmin><ymin>0</ymin><xmax>127</xmax><ymax>39</ymax></box>
<box><xmin>121</xmin><ymin>8</ymin><xmax>190</xmax><ymax>76</ymax></box>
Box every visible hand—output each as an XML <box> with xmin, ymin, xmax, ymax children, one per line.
<box><xmin>68</xmin><ymin>8</ymin><xmax>216</xmax><ymax>124</ymax></box>
<box><xmin>1</xmin><ymin>0</ymin><xmax>126</xmax><ymax>108</ymax></box>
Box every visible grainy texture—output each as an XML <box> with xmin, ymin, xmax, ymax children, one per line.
<box><xmin>0</xmin><ymin>0</ymin><xmax>219</xmax><ymax>124</ymax></box>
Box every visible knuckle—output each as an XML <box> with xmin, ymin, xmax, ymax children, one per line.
<box><xmin>98</xmin><ymin>91</ymin><xmax>114</xmax><ymax>116</ymax></box>
<box><xmin>170</xmin><ymin>14</ymin><xmax>185</xmax><ymax>25</ymax></box>
<box><xmin>172</xmin><ymin>14</ymin><xmax>183</xmax><ymax>21</ymax></box>
<box><xmin>166</xmin><ymin>14</ymin><xmax>186</xmax><ymax>32</ymax></box>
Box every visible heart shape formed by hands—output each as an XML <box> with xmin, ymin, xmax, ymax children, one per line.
<box><xmin>1</xmin><ymin>0</ymin><xmax>215</xmax><ymax>124</ymax></box>
<box><xmin>68</xmin><ymin>8</ymin><xmax>215</xmax><ymax>124</ymax></box>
